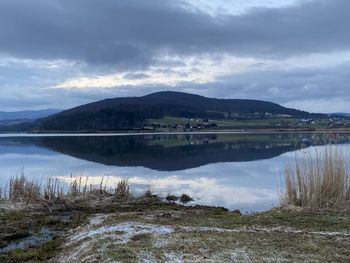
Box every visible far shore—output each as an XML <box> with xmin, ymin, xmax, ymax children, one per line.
<box><xmin>1</xmin><ymin>128</ymin><xmax>350</xmax><ymax>137</ymax></box>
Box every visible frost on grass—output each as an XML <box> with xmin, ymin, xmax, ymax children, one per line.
<box><xmin>179</xmin><ymin>225</ymin><xmax>350</xmax><ymax>237</ymax></box>
<box><xmin>89</xmin><ymin>214</ymin><xmax>107</xmax><ymax>226</ymax></box>
<box><xmin>70</xmin><ymin>221</ymin><xmax>174</xmax><ymax>243</ymax></box>
<box><xmin>56</xmin><ymin>213</ymin><xmax>350</xmax><ymax>263</ymax></box>
<box><xmin>58</xmin><ymin>214</ymin><xmax>175</xmax><ymax>263</ymax></box>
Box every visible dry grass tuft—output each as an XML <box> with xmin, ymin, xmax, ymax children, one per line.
<box><xmin>0</xmin><ymin>174</ymin><xmax>131</xmax><ymax>204</ymax></box>
<box><xmin>9</xmin><ymin>173</ymin><xmax>41</xmax><ymax>202</ymax></box>
<box><xmin>143</xmin><ymin>183</ymin><xmax>155</xmax><ymax>198</ymax></box>
<box><xmin>0</xmin><ymin>174</ymin><xmax>192</xmax><ymax>212</ymax></box>
<box><xmin>283</xmin><ymin>146</ymin><xmax>350</xmax><ymax>210</ymax></box>
<box><xmin>0</xmin><ymin>187</ymin><xmax>5</xmax><ymax>200</ymax></box>
<box><xmin>115</xmin><ymin>178</ymin><xmax>131</xmax><ymax>199</ymax></box>
<box><xmin>44</xmin><ymin>178</ymin><xmax>63</xmax><ymax>200</ymax></box>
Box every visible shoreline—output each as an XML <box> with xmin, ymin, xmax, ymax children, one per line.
<box><xmin>1</xmin><ymin>128</ymin><xmax>350</xmax><ymax>137</ymax></box>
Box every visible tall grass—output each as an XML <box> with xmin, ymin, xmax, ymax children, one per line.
<box><xmin>9</xmin><ymin>173</ymin><xmax>41</xmax><ymax>202</ymax></box>
<box><xmin>0</xmin><ymin>187</ymin><xmax>5</xmax><ymax>200</ymax></box>
<box><xmin>115</xmin><ymin>178</ymin><xmax>131</xmax><ymax>199</ymax></box>
<box><xmin>0</xmin><ymin>175</ymin><xmax>165</xmax><ymax>205</ymax></box>
<box><xmin>283</xmin><ymin>146</ymin><xmax>350</xmax><ymax>210</ymax></box>
<box><xmin>0</xmin><ymin>174</ymin><xmax>194</xmax><ymax>212</ymax></box>
<box><xmin>143</xmin><ymin>182</ymin><xmax>155</xmax><ymax>198</ymax></box>
<box><xmin>0</xmin><ymin>175</ymin><xmax>127</xmax><ymax>202</ymax></box>
<box><xmin>44</xmin><ymin>178</ymin><xmax>63</xmax><ymax>200</ymax></box>
<box><xmin>67</xmin><ymin>175</ymin><xmax>109</xmax><ymax>196</ymax></box>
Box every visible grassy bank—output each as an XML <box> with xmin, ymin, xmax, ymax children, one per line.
<box><xmin>0</xmin><ymin>200</ymin><xmax>349</xmax><ymax>262</ymax></box>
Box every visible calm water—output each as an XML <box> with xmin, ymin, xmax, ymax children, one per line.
<box><xmin>0</xmin><ymin>132</ymin><xmax>349</xmax><ymax>213</ymax></box>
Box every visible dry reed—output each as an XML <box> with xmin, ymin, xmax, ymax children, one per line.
<box><xmin>0</xmin><ymin>174</ymin><xmax>191</xmax><ymax>209</ymax></box>
<box><xmin>0</xmin><ymin>175</ymin><xmax>133</xmax><ymax>203</ymax></box>
<box><xmin>9</xmin><ymin>173</ymin><xmax>41</xmax><ymax>202</ymax></box>
<box><xmin>115</xmin><ymin>178</ymin><xmax>131</xmax><ymax>199</ymax></box>
<box><xmin>283</xmin><ymin>146</ymin><xmax>350</xmax><ymax>210</ymax></box>
<box><xmin>0</xmin><ymin>187</ymin><xmax>5</xmax><ymax>200</ymax></box>
<box><xmin>143</xmin><ymin>182</ymin><xmax>155</xmax><ymax>198</ymax></box>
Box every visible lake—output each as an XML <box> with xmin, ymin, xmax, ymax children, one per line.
<box><xmin>0</xmin><ymin>132</ymin><xmax>349</xmax><ymax>213</ymax></box>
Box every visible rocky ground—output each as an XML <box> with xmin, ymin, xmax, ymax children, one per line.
<box><xmin>0</xmin><ymin>199</ymin><xmax>349</xmax><ymax>263</ymax></box>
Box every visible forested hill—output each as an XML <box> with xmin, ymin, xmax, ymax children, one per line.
<box><xmin>32</xmin><ymin>91</ymin><xmax>315</xmax><ymax>131</ymax></box>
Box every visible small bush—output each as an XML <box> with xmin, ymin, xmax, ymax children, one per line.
<box><xmin>180</xmin><ymin>194</ymin><xmax>193</xmax><ymax>203</ymax></box>
<box><xmin>143</xmin><ymin>183</ymin><xmax>155</xmax><ymax>198</ymax></box>
<box><xmin>166</xmin><ymin>194</ymin><xmax>179</xmax><ymax>202</ymax></box>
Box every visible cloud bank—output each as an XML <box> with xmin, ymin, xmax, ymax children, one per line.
<box><xmin>0</xmin><ymin>0</ymin><xmax>349</xmax><ymax>112</ymax></box>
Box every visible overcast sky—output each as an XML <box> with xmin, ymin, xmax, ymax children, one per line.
<box><xmin>0</xmin><ymin>0</ymin><xmax>349</xmax><ymax>112</ymax></box>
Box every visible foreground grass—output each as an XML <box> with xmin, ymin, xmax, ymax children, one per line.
<box><xmin>0</xmin><ymin>208</ymin><xmax>88</xmax><ymax>263</ymax></box>
<box><xmin>1</xmin><ymin>201</ymin><xmax>349</xmax><ymax>263</ymax></box>
<box><xmin>61</xmin><ymin>206</ymin><xmax>350</xmax><ymax>262</ymax></box>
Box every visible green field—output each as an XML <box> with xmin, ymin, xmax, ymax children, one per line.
<box><xmin>148</xmin><ymin>116</ymin><xmax>350</xmax><ymax>130</ymax></box>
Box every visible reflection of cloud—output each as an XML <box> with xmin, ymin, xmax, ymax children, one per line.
<box><xmin>0</xmin><ymin>142</ymin><xmax>286</xmax><ymax>212</ymax></box>
<box><xmin>2</xmin><ymin>142</ymin><xmax>349</xmax><ymax>212</ymax></box>
<box><xmin>55</xmin><ymin>174</ymin><xmax>278</xmax><ymax>210</ymax></box>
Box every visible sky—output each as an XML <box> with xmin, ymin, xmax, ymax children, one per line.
<box><xmin>0</xmin><ymin>0</ymin><xmax>349</xmax><ymax>113</ymax></box>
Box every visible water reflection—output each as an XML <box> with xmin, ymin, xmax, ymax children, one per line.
<box><xmin>0</xmin><ymin>133</ymin><xmax>349</xmax><ymax>212</ymax></box>
<box><xmin>0</xmin><ymin>133</ymin><xmax>347</xmax><ymax>171</ymax></box>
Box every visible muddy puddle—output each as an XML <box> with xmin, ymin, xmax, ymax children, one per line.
<box><xmin>0</xmin><ymin>227</ymin><xmax>62</xmax><ymax>253</ymax></box>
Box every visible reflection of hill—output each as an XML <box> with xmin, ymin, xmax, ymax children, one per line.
<box><xmin>1</xmin><ymin>133</ymin><xmax>348</xmax><ymax>171</ymax></box>
<box><xmin>38</xmin><ymin>138</ymin><xmax>294</xmax><ymax>171</ymax></box>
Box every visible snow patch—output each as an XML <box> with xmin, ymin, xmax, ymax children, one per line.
<box><xmin>89</xmin><ymin>214</ymin><xmax>107</xmax><ymax>226</ymax></box>
<box><xmin>70</xmin><ymin>221</ymin><xmax>174</xmax><ymax>244</ymax></box>
<box><xmin>58</xmin><ymin>215</ymin><xmax>176</xmax><ymax>262</ymax></box>
<box><xmin>163</xmin><ymin>252</ymin><xmax>185</xmax><ymax>263</ymax></box>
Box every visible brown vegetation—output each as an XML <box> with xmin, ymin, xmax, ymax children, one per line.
<box><xmin>0</xmin><ymin>174</ymin><xmax>194</xmax><ymax>213</ymax></box>
<box><xmin>9</xmin><ymin>173</ymin><xmax>41</xmax><ymax>202</ymax></box>
<box><xmin>115</xmin><ymin>178</ymin><xmax>131</xmax><ymax>199</ymax></box>
<box><xmin>283</xmin><ymin>146</ymin><xmax>350</xmax><ymax>210</ymax></box>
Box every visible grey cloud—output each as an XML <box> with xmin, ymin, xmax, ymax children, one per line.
<box><xmin>3</xmin><ymin>62</ymin><xmax>350</xmax><ymax>112</ymax></box>
<box><xmin>0</xmin><ymin>0</ymin><xmax>349</xmax><ymax>68</ymax></box>
<box><xmin>1</xmin><ymin>0</ymin><xmax>350</xmax><ymax>112</ymax></box>
<box><xmin>43</xmin><ymin>63</ymin><xmax>350</xmax><ymax>111</ymax></box>
<box><xmin>211</xmin><ymin>64</ymin><xmax>350</xmax><ymax>103</ymax></box>
<box><xmin>180</xmin><ymin>64</ymin><xmax>350</xmax><ymax>113</ymax></box>
<box><xmin>123</xmin><ymin>73</ymin><xmax>150</xmax><ymax>80</ymax></box>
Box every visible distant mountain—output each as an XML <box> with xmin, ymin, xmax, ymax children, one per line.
<box><xmin>29</xmin><ymin>91</ymin><xmax>318</xmax><ymax>132</ymax></box>
<box><xmin>0</xmin><ymin>109</ymin><xmax>61</xmax><ymax>121</ymax></box>
<box><xmin>331</xmin><ymin>113</ymin><xmax>350</xmax><ymax>118</ymax></box>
